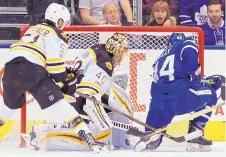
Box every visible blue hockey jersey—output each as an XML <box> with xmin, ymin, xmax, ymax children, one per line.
<box><xmin>200</xmin><ymin>19</ymin><xmax>225</xmax><ymax>45</ymax></box>
<box><xmin>152</xmin><ymin>39</ymin><xmax>199</xmax><ymax>85</ymax></box>
<box><xmin>179</xmin><ymin>0</ymin><xmax>224</xmax><ymax>25</ymax></box>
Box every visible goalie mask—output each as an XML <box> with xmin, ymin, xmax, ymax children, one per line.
<box><xmin>105</xmin><ymin>33</ymin><xmax>130</xmax><ymax>67</ymax></box>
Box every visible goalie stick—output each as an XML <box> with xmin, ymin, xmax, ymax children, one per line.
<box><xmin>79</xmin><ymin>114</ymin><xmax>139</xmax><ymax>131</ymax></box>
<box><xmin>76</xmin><ymin>92</ymin><xmax>219</xmax><ymax>143</ymax></box>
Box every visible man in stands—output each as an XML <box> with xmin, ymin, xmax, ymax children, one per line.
<box><xmin>200</xmin><ymin>0</ymin><xmax>225</xmax><ymax>45</ymax></box>
<box><xmin>100</xmin><ymin>2</ymin><xmax>121</xmax><ymax>26</ymax></box>
<box><xmin>179</xmin><ymin>0</ymin><xmax>225</xmax><ymax>25</ymax></box>
<box><xmin>79</xmin><ymin>0</ymin><xmax>133</xmax><ymax>25</ymax></box>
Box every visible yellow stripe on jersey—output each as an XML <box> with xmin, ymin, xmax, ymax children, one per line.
<box><xmin>9</xmin><ymin>47</ymin><xmax>46</xmax><ymax>66</ymax></box>
<box><xmin>46</xmin><ymin>65</ymin><xmax>65</xmax><ymax>73</ymax></box>
<box><xmin>11</xmin><ymin>41</ymin><xmax>45</xmax><ymax>53</ymax></box>
<box><xmin>111</xmin><ymin>88</ymin><xmax>131</xmax><ymax>116</ymax></box>
<box><xmin>46</xmin><ymin>58</ymin><xmax>65</xmax><ymax>74</ymax></box>
<box><xmin>79</xmin><ymin>81</ymin><xmax>104</xmax><ymax>96</ymax></box>
<box><xmin>36</xmin><ymin>24</ymin><xmax>58</xmax><ymax>37</ymax></box>
<box><xmin>87</xmin><ymin>48</ymin><xmax>97</xmax><ymax>64</ymax></box>
<box><xmin>46</xmin><ymin>58</ymin><xmax>64</xmax><ymax>63</ymax></box>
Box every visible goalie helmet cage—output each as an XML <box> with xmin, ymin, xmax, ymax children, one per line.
<box><xmin>18</xmin><ymin>26</ymin><xmax>204</xmax><ymax>148</ymax></box>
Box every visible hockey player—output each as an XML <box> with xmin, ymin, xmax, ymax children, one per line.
<box><xmin>135</xmin><ymin>33</ymin><xmax>222</xmax><ymax>152</ymax></box>
<box><xmin>0</xmin><ymin>3</ymin><xmax>108</xmax><ymax>153</ymax></box>
<box><xmin>20</xmin><ymin>33</ymin><xmax>136</xmax><ymax>151</ymax></box>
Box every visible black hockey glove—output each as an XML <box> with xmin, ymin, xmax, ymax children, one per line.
<box><xmin>61</xmin><ymin>73</ymin><xmax>84</xmax><ymax>95</ymax></box>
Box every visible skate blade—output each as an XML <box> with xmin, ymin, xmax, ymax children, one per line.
<box><xmin>92</xmin><ymin>145</ymin><xmax>110</xmax><ymax>153</ymax></box>
<box><xmin>186</xmin><ymin>143</ymin><xmax>212</xmax><ymax>152</ymax></box>
<box><xmin>21</xmin><ymin>133</ymin><xmax>40</xmax><ymax>151</ymax></box>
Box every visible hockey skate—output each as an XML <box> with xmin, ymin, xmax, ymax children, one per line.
<box><xmin>21</xmin><ymin>132</ymin><xmax>40</xmax><ymax>150</ymax></box>
<box><xmin>186</xmin><ymin>125</ymin><xmax>212</xmax><ymax>152</ymax></box>
<box><xmin>130</xmin><ymin>128</ymin><xmax>163</xmax><ymax>152</ymax></box>
<box><xmin>78</xmin><ymin>130</ymin><xmax>109</xmax><ymax>153</ymax></box>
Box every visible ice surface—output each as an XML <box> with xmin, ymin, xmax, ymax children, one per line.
<box><xmin>0</xmin><ymin>142</ymin><xmax>225</xmax><ymax>157</ymax></box>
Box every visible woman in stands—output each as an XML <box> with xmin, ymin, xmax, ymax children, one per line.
<box><xmin>146</xmin><ymin>1</ymin><xmax>177</xmax><ymax>26</ymax></box>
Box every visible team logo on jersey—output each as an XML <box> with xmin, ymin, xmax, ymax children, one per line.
<box><xmin>105</xmin><ymin>62</ymin><xmax>112</xmax><ymax>70</ymax></box>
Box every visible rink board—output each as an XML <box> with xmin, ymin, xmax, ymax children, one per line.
<box><xmin>0</xmin><ymin>45</ymin><xmax>225</xmax><ymax>141</ymax></box>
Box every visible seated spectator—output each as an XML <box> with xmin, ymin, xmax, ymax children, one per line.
<box><xmin>200</xmin><ymin>0</ymin><xmax>225</xmax><ymax>45</ymax></box>
<box><xmin>79</xmin><ymin>0</ymin><xmax>133</xmax><ymax>25</ymax></box>
<box><xmin>179</xmin><ymin>0</ymin><xmax>225</xmax><ymax>26</ymax></box>
<box><xmin>26</xmin><ymin>0</ymin><xmax>64</xmax><ymax>25</ymax></box>
<box><xmin>142</xmin><ymin>0</ymin><xmax>179</xmax><ymax>26</ymax></box>
<box><xmin>146</xmin><ymin>1</ymin><xmax>177</xmax><ymax>26</ymax></box>
<box><xmin>100</xmin><ymin>2</ymin><xmax>121</xmax><ymax>26</ymax></box>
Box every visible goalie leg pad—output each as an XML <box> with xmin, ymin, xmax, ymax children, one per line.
<box><xmin>45</xmin><ymin>99</ymin><xmax>91</xmax><ymax>134</ymax></box>
<box><xmin>83</xmin><ymin>95</ymin><xmax>113</xmax><ymax>132</ymax></box>
<box><xmin>108</xmin><ymin>83</ymin><xmax>133</xmax><ymax>116</ymax></box>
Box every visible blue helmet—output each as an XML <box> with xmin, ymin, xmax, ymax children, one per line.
<box><xmin>168</xmin><ymin>33</ymin><xmax>186</xmax><ymax>47</ymax></box>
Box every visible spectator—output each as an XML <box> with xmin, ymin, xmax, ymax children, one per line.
<box><xmin>100</xmin><ymin>2</ymin><xmax>121</xmax><ymax>26</ymax></box>
<box><xmin>79</xmin><ymin>0</ymin><xmax>133</xmax><ymax>25</ymax></box>
<box><xmin>142</xmin><ymin>0</ymin><xmax>179</xmax><ymax>26</ymax></box>
<box><xmin>200</xmin><ymin>0</ymin><xmax>225</xmax><ymax>45</ymax></box>
<box><xmin>179</xmin><ymin>0</ymin><xmax>225</xmax><ymax>26</ymax></box>
<box><xmin>146</xmin><ymin>1</ymin><xmax>177</xmax><ymax>26</ymax></box>
<box><xmin>26</xmin><ymin>0</ymin><xmax>64</xmax><ymax>25</ymax></box>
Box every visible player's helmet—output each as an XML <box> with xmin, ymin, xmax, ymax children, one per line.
<box><xmin>168</xmin><ymin>33</ymin><xmax>186</xmax><ymax>47</ymax></box>
<box><xmin>45</xmin><ymin>3</ymin><xmax>71</xmax><ymax>30</ymax></box>
<box><xmin>105</xmin><ymin>33</ymin><xmax>130</xmax><ymax>67</ymax></box>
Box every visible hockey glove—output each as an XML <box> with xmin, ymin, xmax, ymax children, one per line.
<box><xmin>61</xmin><ymin>73</ymin><xmax>84</xmax><ymax>95</ymax></box>
<box><xmin>188</xmin><ymin>65</ymin><xmax>201</xmax><ymax>87</ymax></box>
<box><xmin>203</xmin><ymin>75</ymin><xmax>222</xmax><ymax>90</ymax></box>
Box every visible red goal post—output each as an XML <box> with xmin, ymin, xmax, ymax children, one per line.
<box><xmin>19</xmin><ymin>26</ymin><xmax>204</xmax><ymax>147</ymax></box>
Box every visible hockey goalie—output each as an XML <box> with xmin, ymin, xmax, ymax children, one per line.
<box><xmin>21</xmin><ymin>33</ymin><xmax>140</xmax><ymax>151</ymax></box>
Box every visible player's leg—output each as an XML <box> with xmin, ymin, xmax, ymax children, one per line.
<box><xmin>182</xmin><ymin>85</ymin><xmax>218</xmax><ymax>151</ymax></box>
<box><xmin>27</xmin><ymin>78</ymin><xmax>109</xmax><ymax>152</ymax></box>
<box><xmin>141</xmin><ymin>98</ymin><xmax>175</xmax><ymax>150</ymax></box>
<box><xmin>0</xmin><ymin>62</ymin><xmax>26</xmax><ymax>130</ymax></box>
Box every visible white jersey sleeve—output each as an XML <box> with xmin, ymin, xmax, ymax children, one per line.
<box><xmin>8</xmin><ymin>23</ymin><xmax>68</xmax><ymax>82</ymax></box>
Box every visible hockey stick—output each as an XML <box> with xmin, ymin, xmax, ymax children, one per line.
<box><xmin>79</xmin><ymin>114</ymin><xmax>139</xmax><ymax>131</ymax></box>
<box><xmin>142</xmin><ymin>101</ymin><xmax>225</xmax><ymax>139</ymax></box>
<box><xmin>76</xmin><ymin>92</ymin><xmax>208</xmax><ymax>143</ymax></box>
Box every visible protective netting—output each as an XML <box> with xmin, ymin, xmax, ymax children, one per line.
<box><xmin>67</xmin><ymin>32</ymin><xmax>199</xmax><ymax>50</ymax></box>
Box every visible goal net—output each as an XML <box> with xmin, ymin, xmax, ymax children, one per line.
<box><xmin>0</xmin><ymin>26</ymin><xmax>204</xmax><ymax>148</ymax></box>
